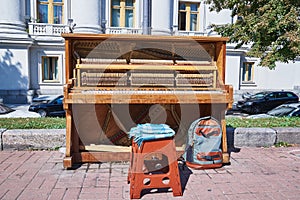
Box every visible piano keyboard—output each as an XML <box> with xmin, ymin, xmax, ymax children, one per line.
<box><xmin>77</xmin><ymin>89</ymin><xmax>223</xmax><ymax>95</ymax></box>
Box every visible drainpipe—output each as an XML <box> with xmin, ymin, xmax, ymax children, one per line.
<box><xmin>143</xmin><ymin>0</ymin><xmax>151</xmax><ymax>35</ymax></box>
<box><xmin>101</xmin><ymin>0</ymin><xmax>106</xmax><ymax>33</ymax></box>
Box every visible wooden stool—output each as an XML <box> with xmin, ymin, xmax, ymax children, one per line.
<box><xmin>128</xmin><ymin>137</ymin><xmax>182</xmax><ymax>199</ymax></box>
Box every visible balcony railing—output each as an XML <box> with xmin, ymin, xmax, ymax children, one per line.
<box><xmin>28</xmin><ymin>24</ymin><xmax>209</xmax><ymax>37</ymax></box>
<box><xmin>28</xmin><ymin>23</ymin><xmax>70</xmax><ymax>36</ymax></box>
<box><xmin>105</xmin><ymin>27</ymin><xmax>142</xmax><ymax>35</ymax></box>
<box><xmin>176</xmin><ymin>31</ymin><xmax>206</xmax><ymax>36</ymax></box>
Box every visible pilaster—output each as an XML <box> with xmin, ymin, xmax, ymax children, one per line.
<box><xmin>71</xmin><ymin>0</ymin><xmax>102</xmax><ymax>33</ymax></box>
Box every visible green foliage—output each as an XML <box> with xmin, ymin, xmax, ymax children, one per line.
<box><xmin>206</xmin><ymin>0</ymin><xmax>300</xmax><ymax>69</ymax></box>
<box><xmin>0</xmin><ymin>117</ymin><xmax>299</xmax><ymax>129</ymax></box>
<box><xmin>226</xmin><ymin>117</ymin><xmax>300</xmax><ymax>128</ymax></box>
<box><xmin>0</xmin><ymin>118</ymin><xmax>66</xmax><ymax>129</ymax></box>
<box><xmin>274</xmin><ymin>141</ymin><xmax>293</xmax><ymax>147</ymax></box>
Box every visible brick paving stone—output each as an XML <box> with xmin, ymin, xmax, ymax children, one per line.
<box><xmin>0</xmin><ymin>188</ymin><xmax>8</xmax><ymax>200</ymax></box>
<box><xmin>82</xmin><ymin>173</ymin><xmax>100</xmax><ymax>188</ymax></box>
<box><xmin>5</xmin><ymin>151</ymin><xmax>34</xmax><ymax>163</ymax></box>
<box><xmin>0</xmin><ymin>152</ymin><xmax>12</xmax><ymax>163</ymax></box>
<box><xmin>62</xmin><ymin>187</ymin><xmax>81</xmax><ymax>200</ymax></box>
<box><xmin>100</xmin><ymin>162</ymin><xmax>111</xmax><ymax>169</ymax></box>
<box><xmin>26</xmin><ymin>176</ymin><xmax>45</xmax><ymax>189</ymax></box>
<box><xmin>108</xmin><ymin>186</ymin><xmax>126</xmax><ymax>199</ymax></box>
<box><xmin>79</xmin><ymin>187</ymin><xmax>109</xmax><ymax>199</ymax></box>
<box><xmin>55</xmin><ymin>175</ymin><xmax>85</xmax><ymax>188</ymax></box>
<box><xmin>225</xmin><ymin>193</ymin><xmax>257</xmax><ymax>200</ymax></box>
<box><xmin>0</xmin><ymin>147</ymin><xmax>300</xmax><ymax>199</ymax></box>
<box><xmin>48</xmin><ymin>188</ymin><xmax>66</xmax><ymax>200</ymax></box>
<box><xmin>17</xmin><ymin>189</ymin><xmax>50</xmax><ymax>200</ymax></box>
<box><xmin>1</xmin><ymin>187</ymin><xmax>25</xmax><ymax>200</ymax></box>
<box><xmin>96</xmin><ymin>176</ymin><xmax>110</xmax><ymax>188</ymax></box>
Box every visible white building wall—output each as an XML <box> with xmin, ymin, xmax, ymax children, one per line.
<box><xmin>0</xmin><ymin>45</ymin><xmax>32</xmax><ymax>103</ymax></box>
<box><xmin>0</xmin><ymin>48</ymin><xmax>29</xmax><ymax>90</ymax></box>
<box><xmin>205</xmin><ymin>9</ymin><xmax>232</xmax><ymax>26</ymax></box>
<box><xmin>225</xmin><ymin>53</ymin><xmax>242</xmax><ymax>90</ymax></box>
<box><xmin>254</xmin><ymin>62</ymin><xmax>300</xmax><ymax>90</ymax></box>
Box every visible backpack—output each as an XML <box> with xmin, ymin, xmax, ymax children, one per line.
<box><xmin>183</xmin><ymin>116</ymin><xmax>223</xmax><ymax>169</ymax></box>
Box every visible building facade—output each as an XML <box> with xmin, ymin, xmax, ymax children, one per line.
<box><xmin>0</xmin><ymin>0</ymin><xmax>299</xmax><ymax>103</ymax></box>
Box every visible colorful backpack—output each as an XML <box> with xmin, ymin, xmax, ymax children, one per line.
<box><xmin>183</xmin><ymin>116</ymin><xmax>223</xmax><ymax>169</ymax></box>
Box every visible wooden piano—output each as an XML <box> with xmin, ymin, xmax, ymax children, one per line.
<box><xmin>62</xmin><ymin>33</ymin><xmax>233</xmax><ymax>169</ymax></box>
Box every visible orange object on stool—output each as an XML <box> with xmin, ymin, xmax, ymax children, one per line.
<box><xmin>128</xmin><ymin>137</ymin><xmax>182</xmax><ymax>199</ymax></box>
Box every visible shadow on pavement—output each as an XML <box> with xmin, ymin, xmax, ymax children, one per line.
<box><xmin>226</xmin><ymin>126</ymin><xmax>241</xmax><ymax>154</ymax></box>
<box><xmin>138</xmin><ymin>162</ymin><xmax>192</xmax><ymax>198</ymax></box>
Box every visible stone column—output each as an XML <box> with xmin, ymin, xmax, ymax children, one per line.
<box><xmin>71</xmin><ymin>0</ymin><xmax>102</xmax><ymax>33</ymax></box>
<box><xmin>151</xmin><ymin>0</ymin><xmax>172</xmax><ymax>35</ymax></box>
<box><xmin>0</xmin><ymin>0</ymin><xmax>29</xmax><ymax>38</ymax></box>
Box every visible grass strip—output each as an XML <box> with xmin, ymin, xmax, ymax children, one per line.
<box><xmin>0</xmin><ymin>117</ymin><xmax>300</xmax><ymax>129</ymax></box>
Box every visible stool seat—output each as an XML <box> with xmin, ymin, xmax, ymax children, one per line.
<box><xmin>128</xmin><ymin>136</ymin><xmax>182</xmax><ymax>199</ymax></box>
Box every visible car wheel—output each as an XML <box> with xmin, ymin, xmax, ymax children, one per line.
<box><xmin>37</xmin><ymin>109</ymin><xmax>47</xmax><ymax>117</ymax></box>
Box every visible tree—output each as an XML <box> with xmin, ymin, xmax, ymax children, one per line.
<box><xmin>206</xmin><ymin>0</ymin><xmax>300</xmax><ymax>69</ymax></box>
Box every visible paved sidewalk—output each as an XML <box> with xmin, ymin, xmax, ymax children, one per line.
<box><xmin>0</xmin><ymin>147</ymin><xmax>300</xmax><ymax>200</ymax></box>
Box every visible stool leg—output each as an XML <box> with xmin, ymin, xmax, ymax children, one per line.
<box><xmin>130</xmin><ymin>147</ymin><xmax>144</xmax><ymax>199</ymax></box>
<box><xmin>169</xmin><ymin>160</ymin><xmax>182</xmax><ymax>196</ymax></box>
<box><xmin>166</xmin><ymin>140</ymin><xmax>182</xmax><ymax>197</ymax></box>
<box><xmin>128</xmin><ymin>148</ymin><xmax>132</xmax><ymax>183</ymax></box>
<box><xmin>128</xmin><ymin>140</ymin><xmax>135</xmax><ymax>184</ymax></box>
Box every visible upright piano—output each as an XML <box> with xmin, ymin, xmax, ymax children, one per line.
<box><xmin>62</xmin><ymin>34</ymin><xmax>233</xmax><ymax>169</ymax></box>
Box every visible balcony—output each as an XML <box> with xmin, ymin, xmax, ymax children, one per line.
<box><xmin>105</xmin><ymin>27</ymin><xmax>142</xmax><ymax>35</ymax></box>
<box><xmin>28</xmin><ymin>23</ymin><xmax>70</xmax><ymax>36</ymax></box>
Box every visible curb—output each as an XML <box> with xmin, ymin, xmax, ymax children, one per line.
<box><xmin>1</xmin><ymin>128</ymin><xmax>300</xmax><ymax>151</ymax></box>
<box><xmin>228</xmin><ymin>127</ymin><xmax>300</xmax><ymax>148</ymax></box>
<box><xmin>0</xmin><ymin>129</ymin><xmax>65</xmax><ymax>150</ymax></box>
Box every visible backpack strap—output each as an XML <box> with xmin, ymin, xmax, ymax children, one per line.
<box><xmin>198</xmin><ymin>128</ymin><xmax>220</xmax><ymax>138</ymax></box>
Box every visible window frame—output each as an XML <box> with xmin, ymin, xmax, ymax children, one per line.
<box><xmin>37</xmin><ymin>0</ymin><xmax>64</xmax><ymax>24</ymax></box>
<box><xmin>241</xmin><ymin>62</ymin><xmax>255</xmax><ymax>83</ymax></box>
<box><xmin>111</xmin><ymin>0</ymin><xmax>136</xmax><ymax>27</ymax></box>
<box><xmin>178</xmin><ymin>2</ymin><xmax>200</xmax><ymax>31</ymax></box>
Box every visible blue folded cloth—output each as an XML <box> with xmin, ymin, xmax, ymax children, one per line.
<box><xmin>128</xmin><ymin>123</ymin><xmax>175</xmax><ymax>147</ymax></box>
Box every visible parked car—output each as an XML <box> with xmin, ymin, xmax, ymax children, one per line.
<box><xmin>0</xmin><ymin>104</ymin><xmax>40</xmax><ymax>118</ymax></box>
<box><xmin>236</xmin><ymin>91</ymin><xmax>299</xmax><ymax>114</ymax></box>
<box><xmin>0</xmin><ymin>103</ymin><xmax>14</xmax><ymax>114</ymax></box>
<box><xmin>28</xmin><ymin>95</ymin><xmax>65</xmax><ymax>117</ymax></box>
<box><xmin>32</xmin><ymin>95</ymin><xmax>59</xmax><ymax>103</ymax></box>
<box><xmin>247</xmin><ymin>103</ymin><xmax>300</xmax><ymax>119</ymax></box>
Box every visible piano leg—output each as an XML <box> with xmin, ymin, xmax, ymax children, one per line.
<box><xmin>63</xmin><ymin>157</ymin><xmax>73</xmax><ymax>169</ymax></box>
<box><xmin>221</xmin><ymin>119</ymin><xmax>230</xmax><ymax>164</ymax></box>
<box><xmin>64</xmin><ymin>108</ymin><xmax>74</xmax><ymax>169</ymax></box>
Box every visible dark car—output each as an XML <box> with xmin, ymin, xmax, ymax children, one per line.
<box><xmin>28</xmin><ymin>95</ymin><xmax>65</xmax><ymax>117</ymax></box>
<box><xmin>247</xmin><ymin>103</ymin><xmax>300</xmax><ymax>119</ymax></box>
<box><xmin>0</xmin><ymin>103</ymin><xmax>14</xmax><ymax>114</ymax></box>
<box><xmin>236</xmin><ymin>91</ymin><xmax>299</xmax><ymax>114</ymax></box>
